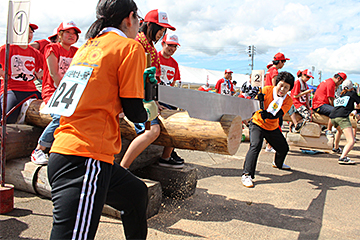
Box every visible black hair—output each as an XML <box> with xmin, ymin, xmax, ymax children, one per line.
<box><xmin>232</xmin><ymin>81</ymin><xmax>237</xmax><ymax>85</ymax></box>
<box><xmin>49</xmin><ymin>35</ymin><xmax>58</xmax><ymax>43</ymax></box>
<box><xmin>86</xmin><ymin>0</ymin><xmax>138</xmax><ymax>39</ymax></box>
<box><xmin>272</xmin><ymin>60</ymin><xmax>280</xmax><ymax>65</ymax></box>
<box><xmin>275</xmin><ymin>71</ymin><xmax>295</xmax><ymax>91</ymax></box>
<box><xmin>139</xmin><ymin>22</ymin><xmax>166</xmax><ymax>43</ymax></box>
<box><xmin>334</xmin><ymin>73</ymin><xmax>343</xmax><ymax>81</ymax></box>
<box><xmin>29</xmin><ymin>26</ymin><xmax>35</xmax><ymax>32</ymax></box>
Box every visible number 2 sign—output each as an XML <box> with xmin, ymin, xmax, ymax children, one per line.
<box><xmin>251</xmin><ymin>70</ymin><xmax>265</xmax><ymax>88</ymax></box>
<box><xmin>7</xmin><ymin>0</ymin><xmax>31</xmax><ymax>45</ymax></box>
<box><xmin>41</xmin><ymin>66</ymin><xmax>94</xmax><ymax>117</ymax></box>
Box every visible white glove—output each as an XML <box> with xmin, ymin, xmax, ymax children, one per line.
<box><xmin>143</xmin><ymin>100</ymin><xmax>158</xmax><ymax>121</ymax></box>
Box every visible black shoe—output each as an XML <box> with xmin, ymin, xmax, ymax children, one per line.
<box><xmin>159</xmin><ymin>157</ymin><xmax>184</xmax><ymax>168</ymax></box>
<box><xmin>294</xmin><ymin>121</ymin><xmax>305</xmax><ymax>133</ymax></box>
<box><xmin>332</xmin><ymin>147</ymin><xmax>342</xmax><ymax>154</ymax></box>
<box><xmin>171</xmin><ymin>150</ymin><xmax>184</xmax><ymax>164</ymax></box>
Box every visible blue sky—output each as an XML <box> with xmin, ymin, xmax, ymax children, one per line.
<box><xmin>1</xmin><ymin>0</ymin><xmax>360</xmax><ymax>86</ymax></box>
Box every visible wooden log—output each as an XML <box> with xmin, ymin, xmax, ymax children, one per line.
<box><xmin>5</xmin><ymin>157</ymin><xmax>163</xmax><ymax>218</ymax></box>
<box><xmin>25</xmin><ymin>100</ymin><xmax>51</xmax><ymax>128</ymax></box>
<box><xmin>284</xmin><ymin>112</ymin><xmax>358</xmax><ymax>132</ymax></box>
<box><xmin>25</xmin><ymin>100</ymin><xmax>243</xmax><ymax>155</ymax></box>
<box><xmin>1</xmin><ymin>124</ymin><xmax>43</xmax><ymax>161</ymax></box>
<box><xmin>286</xmin><ymin>132</ymin><xmax>333</xmax><ymax>150</ymax></box>
<box><xmin>300</xmin><ymin>122</ymin><xmax>321</xmax><ymax>138</ymax></box>
<box><xmin>120</xmin><ymin>110</ymin><xmax>242</xmax><ymax>155</ymax></box>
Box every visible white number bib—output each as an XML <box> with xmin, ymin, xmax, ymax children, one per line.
<box><xmin>41</xmin><ymin>65</ymin><xmax>93</xmax><ymax>117</ymax></box>
<box><xmin>334</xmin><ymin>96</ymin><xmax>350</xmax><ymax>108</ymax></box>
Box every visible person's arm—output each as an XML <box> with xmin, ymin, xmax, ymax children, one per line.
<box><xmin>120</xmin><ymin>97</ymin><xmax>148</xmax><ymax>123</ymax></box>
<box><xmin>328</xmin><ymin>97</ymin><xmax>335</xmax><ymax>106</ymax></box>
<box><xmin>271</xmin><ymin>76</ymin><xmax>277</xmax><ymax>86</ymax></box>
<box><xmin>29</xmin><ymin>41</ymin><xmax>40</xmax><ymax>50</ymax></box>
<box><xmin>294</xmin><ymin>89</ymin><xmax>312</xmax><ymax>98</ymax></box>
<box><xmin>47</xmin><ymin>52</ymin><xmax>62</xmax><ymax>87</ymax></box>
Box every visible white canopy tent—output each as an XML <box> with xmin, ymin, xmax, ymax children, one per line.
<box><xmin>178</xmin><ymin>65</ymin><xmax>249</xmax><ymax>88</ymax></box>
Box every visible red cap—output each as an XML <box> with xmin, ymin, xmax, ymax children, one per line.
<box><xmin>29</xmin><ymin>23</ymin><xmax>38</xmax><ymax>31</ymax></box>
<box><xmin>274</xmin><ymin>52</ymin><xmax>290</xmax><ymax>61</ymax></box>
<box><xmin>144</xmin><ymin>9</ymin><xmax>176</xmax><ymax>31</ymax></box>
<box><xmin>303</xmin><ymin>69</ymin><xmax>314</xmax><ymax>78</ymax></box>
<box><xmin>225</xmin><ymin>69</ymin><xmax>233</xmax><ymax>73</ymax></box>
<box><xmin>162</xmin><ymin>33</ymin><xmax>180</xmax><ymax>46</ymax></box>
<box><xmin>48</xmin><ymin>27</ymin><xmax>59</xmax><ymax>40</ymax></box>
<box><xmin>58</xmin><ymin>21</ymin><xmax>81</xmax><ymax>33</ymax></box>
<box><xmin>266</xmin><ymin>61</ymin><xmax>273</xmax><ymax>69</ymax></box>
<box><xmin>338</xmin><ymin>72</ymin><xmax>347</xmax><ymax>80</ymax></box>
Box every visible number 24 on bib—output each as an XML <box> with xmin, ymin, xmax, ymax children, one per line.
<box><xmin>41</xmin><ymin>66</ymin><xmax>93</xmax><ymax>117</ymax></box>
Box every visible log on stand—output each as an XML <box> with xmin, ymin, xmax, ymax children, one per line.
<box><xmin>120</xmin><ymin>109</ymin><xmax>243</xmax><ymax>155</ymax></box>
<box><xmin>25</xmin><ymin>100</ymin><xmax>243</xmax><ymax>156</ymax></box>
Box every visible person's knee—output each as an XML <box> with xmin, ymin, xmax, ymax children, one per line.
<box><xmin>151</xmin><ymin>124</ymin><xmax>161</xmax><ymax>138</ymax></box>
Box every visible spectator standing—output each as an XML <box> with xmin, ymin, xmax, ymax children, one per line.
<box><xmin>215</xmin><ymin>69</ymin><xmax>234</xmax><ymax>95</ymax></box>
<box><xmin>329</xmin><ymin>79</ymin><xmax>360</xmax><ymax>164</ymax></box>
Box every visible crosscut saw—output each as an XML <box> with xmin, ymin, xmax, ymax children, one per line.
<box><xmin>158</xmin><ymin>85</ymin><xmax>260</xmax><ymax>121</ymax></box>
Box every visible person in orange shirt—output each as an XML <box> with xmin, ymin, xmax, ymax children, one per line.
<box><xmin>241</xmin><ymin>71</ymin><xmax>294</xmax><ymax>188</ymax></box>
<box><xmin>46</xmin><ymin>1</ymin><xmax>156</xmax><ymax>239</ymax></box>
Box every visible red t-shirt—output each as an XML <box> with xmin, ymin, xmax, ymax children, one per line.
<box><xmin>0</xmin><ymin>44</ymin><xmax>44</xmax><ymax>94</ymax></box>
<box><xmin>158</xmin><ymin>51</ymin><xmax>180</xmax><ymax>86</ymax></box>
<box><xmin>264</xmin><ymin>66</ymin><xmax>278</xmax><ymax>86</ymax></box>
<box><xmin>215</xmin><ymin>78</ymin><xmax>234</xmax><ymax>95</ymax></box>
<box><xmin>34</xmin><ymin>39</ymin><xmax>51</xmax><ymax>55</ymax></box>
<box><xmin>312</xmin><ymin>78</ymin><xmax>336</xmax><ymax>109</ymax></box>
<box><xmin>290</xmin><ymin>79</ymin><xmax>309</xmax><ymax>109</ymax></box>
<box><xmin>42</xmin><ymin>43</ymin><xmax>78</xmax><ymax>104</ymax></box>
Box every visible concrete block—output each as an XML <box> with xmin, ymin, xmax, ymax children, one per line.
<box><xmin>133</xmin><ymin>164</ymin><xmax>198</xmax><ymax>199</ymax></box>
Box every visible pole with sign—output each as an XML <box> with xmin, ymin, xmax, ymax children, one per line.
<box><xmin>0</xmin><ymin>0</ymin><xmax>30</xmax><ymax>214</ymax></box>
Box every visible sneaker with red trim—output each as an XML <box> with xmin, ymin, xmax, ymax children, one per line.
<box><xmin>31</xmin><ymin>149</ymin><xmax>49</xmax><ymax>165</ymax></box>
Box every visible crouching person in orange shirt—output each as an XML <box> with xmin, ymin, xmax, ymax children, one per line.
<box><xmin>241</xmin><ymin>71</ymin><xmax>294</xmax><ymax>188</ymax></box>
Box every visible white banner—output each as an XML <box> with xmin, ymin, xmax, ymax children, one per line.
<box><xmin>7</xmin><ymin>0</ymin><xmax>31</xmax><ymax>45</ymax></box>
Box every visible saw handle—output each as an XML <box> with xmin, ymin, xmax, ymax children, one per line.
<box><xmin>144</xmin><ymin>53</ymin><xmax>158</xmax><ymax>130</ymax></box>
<box><xmin>257</xmin><ymin>88</ymin><xmax>266</xmax><ymax>122</ymax></box>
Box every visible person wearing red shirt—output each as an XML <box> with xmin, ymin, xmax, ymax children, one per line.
<box><xmin>198</xmin><ymin>83</ymin><xmax>212</xmax><ymax>92</ymax></box>
<box><xmin>30</xmin><ymin>27</ymin><xmax>59</xmax><ymax>55</ymax></box>
<box><xmin>0</xmin><ymin>23</ymin><xmax>43</xmax><ymax>123</ymax></box>
<box><xmin>31</xmin><ymin>21</ymin><xmax>80</xmax><ymax>165</ymax></box>
<box><xmin>264</xmin><ymin>52</ymin><xmax>289</xmax><ymax>86</ymax></box>
<box><xmin>290</xmin><ymin>69</ymin><xmax>314</xmax><ymax>132</ymax></box>
<box><xmin>158</xmin><ymin>33</ymin><xmax>181</xmax><ymax>86</ymax></box>
<box><xmin>215</xmin><ymin>69</ymin><xmax>234</xmax><ymax>95</ymax></box>
<box><xmin>312</xmin><ymin>72</ymin><xmax>346</xmax><ymax>136</ymax></box>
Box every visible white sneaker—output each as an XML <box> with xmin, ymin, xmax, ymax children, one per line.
<box><xmin>241</xmin><ymin>175</ymin><xmax>254</xmax><ymax>188</ymax></box>
<box><xmin>272</xmin><ymin>162</ymin><xmax>291</xmax><ymax>170</ymax></box>
<box><xmin>265</xmin><ymin>147</ymin><xmax>276</xmax><ymax>153</ymax></box>
<box><xmin>31</xmin><ymin>149</ymin><xmax>49</xmax><ymax>165</ymax></box>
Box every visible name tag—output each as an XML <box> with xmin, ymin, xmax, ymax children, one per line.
<box><xmin>334</xmin><ymin>96</ymin><xmax>350</xmax><ymax>108</ymax></box>
<box><xmin>41</xmin><ymin>65</ymin><xmax>93</xmax><ymax>117</ymax></box>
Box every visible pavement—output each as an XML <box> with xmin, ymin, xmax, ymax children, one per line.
<box><xmin>1</xmin><ymin>128</ymin><xmax>360</xmax><ymax>239</ymax></box>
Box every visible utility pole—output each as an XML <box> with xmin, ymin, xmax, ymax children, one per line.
<box><xmin>311</xmin><ymin>66</ymin><xmax>315</xmax><ymax>86</ymax></box>
<box><xmin>318</xmin><ymin>71</ymin><xmax>322</xmax><ymax>83</ymax></box>
<box><xmin>248</xmin><ymin>45</ymin><xmax>256</xmax><ymax>72</ymax></box>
